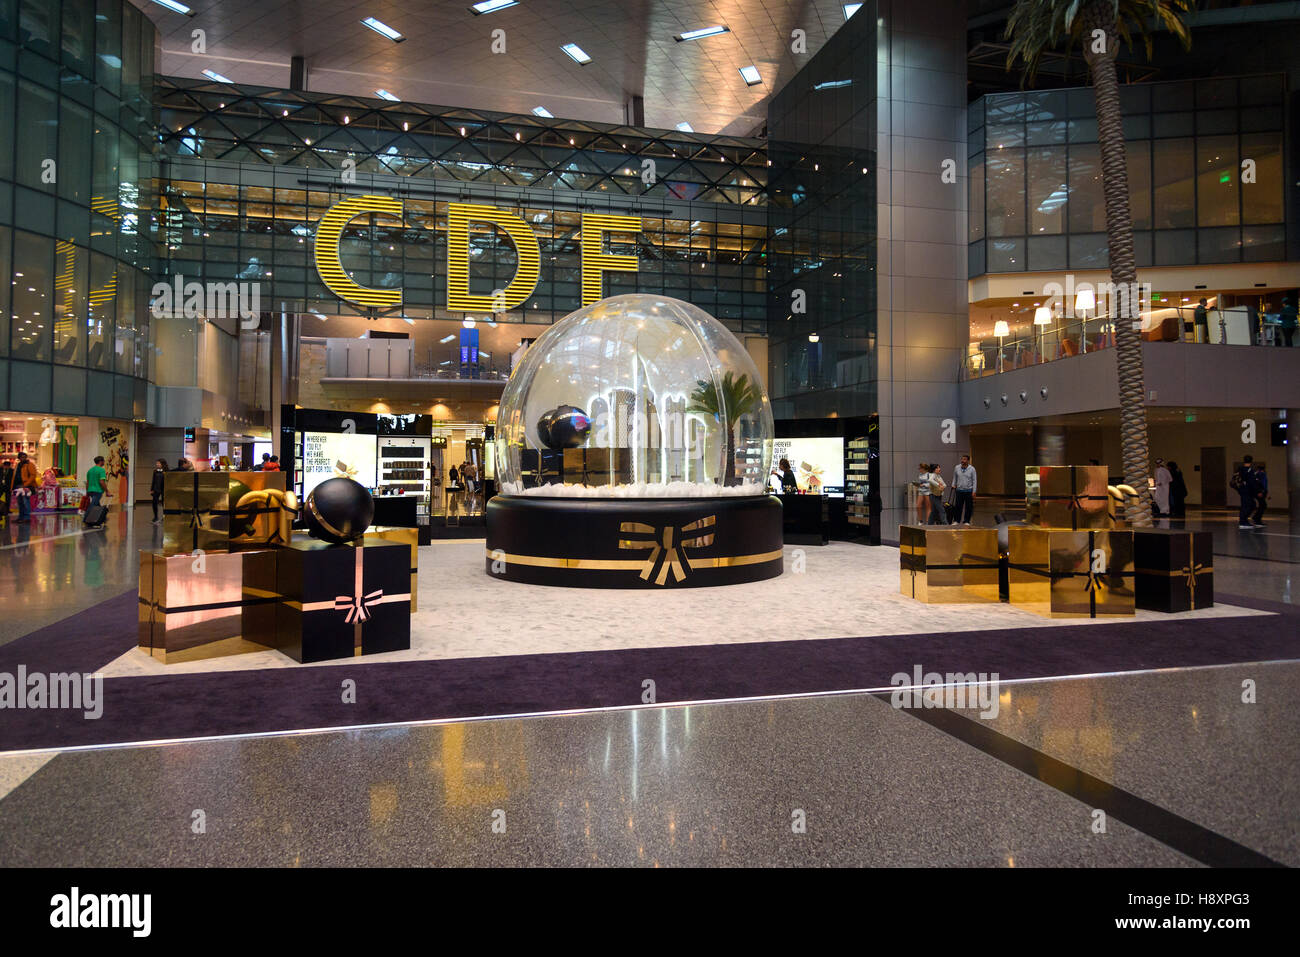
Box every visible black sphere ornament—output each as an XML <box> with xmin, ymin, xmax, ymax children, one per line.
<box><xmin>547</xmin><ymin>405</ymin><xmax>591</xmax><ymax>449</ymax></box>
<box><xmin>535</xmin><ymin>409</ymin><xmax>560</xmax><ymax>450</ymax></box>
<box><xmin>306</xmin><ymin>477</ymin><xmax>375</xmax><ymax>544</ymax></box>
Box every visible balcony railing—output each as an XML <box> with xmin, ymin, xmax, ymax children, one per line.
<box><xmin>961</xmin><ymin>309</ymin><xmax>1297</xmax><ymax>380</ymax></box>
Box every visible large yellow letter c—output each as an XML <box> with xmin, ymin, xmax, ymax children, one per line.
<box><xmin>314</xmin><ymin>195</ymin><xmax>404</xmax><ymax>309</ymax></box>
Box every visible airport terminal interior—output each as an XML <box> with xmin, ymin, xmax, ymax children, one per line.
<box><xmin>0</xmin><ymin>0</ymin><xmax>1297</xmax><ymax>872</ymax></box>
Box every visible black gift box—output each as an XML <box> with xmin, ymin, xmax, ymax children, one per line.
<box><xmin>275</xmin><ymin>538</ymin><xmax>411</xmax><ymax>663</ymax></box>
<box><xmin>1134</xmin><ymin>529</ymin><xmax>1214</xmax><ymax>612</ymax></box>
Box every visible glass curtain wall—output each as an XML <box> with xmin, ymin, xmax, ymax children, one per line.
<box><xmin>968</xmin><ymin>74</ymin><xmax>1285</xmax><ymax>276</ymax></box>
<box><xmin>0</xmin><ymin>0</ymin><xmax>157</xmax><ymax>417</ymax></box>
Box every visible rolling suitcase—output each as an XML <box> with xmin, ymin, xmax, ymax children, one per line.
<box><xmin>83</xmin><ymin>503</ymin><xmax>108</xmax><ymax>527</ymax></box>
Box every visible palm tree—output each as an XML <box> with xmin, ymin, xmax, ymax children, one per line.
<box><xmin>1005</xmin><ymin>0</ymin><xmax>1192</xmax><ymax>527</ymax></box>
<box><xmin>687</xmin><ymin>371</ymin><xmax>763</xmax><ymax>486</ymax></box>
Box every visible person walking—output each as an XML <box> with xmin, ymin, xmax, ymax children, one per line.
<box><xmin>1280</xmin><ymin>296</ymin><xmax>1298</xmax><ymax>348</ymax></box>
<box><xmin>1232</xmin><ymin>455</ymin><xmax>1256</xmax><ymax>529</ymax></box>
<box><xmin>12</xmin><ymin>451</ymin><xmax>39</xmax><ymax>523</ymax></box>
<box><xmin>913</xmin><ymin>463</ymin><xmax>932</xmax><ymax>525</ymax></box>
<box><xmin>1249</xmin><ymin>462</ymin><xmax>1269</xmax><ymax>527</ymax></box>
<box><xmin>1167</xmin><ymin>460</ymin><xmax>1187</xmax><ymax>519</ymax></box>
<box><xmin>1153</xmin><ymin>459</ymin><xmax>1171</xmax><ymax>517</ymax></box>
<box><xmin>927</xmin><ymin>464</ymin><xmax>948</xmax><ymax>525</ymax></box>
<box><xmin>952</xmin><ymin>454</ymin><xmax>977</xmax><ymax>525</ymax></box>
<box><xmin>85</xmin><ymin>456</ymin><xmax>108</xmax><ymax>513</ymax></box>
<box><xmin>150</xmin><ymin>459</ymin><xmax>168</xmax><ymax>524</ymax></box>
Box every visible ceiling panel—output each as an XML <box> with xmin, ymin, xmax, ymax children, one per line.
<box><xmin>133</xmin><ymin>0</ymin><xmax>862</xmax><ymax>135</ymax></box>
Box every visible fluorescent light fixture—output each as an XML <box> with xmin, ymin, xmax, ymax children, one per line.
<box><xmin>150</xmin><ymin>0</ymin><xmax>193</xmax><ymax>14</ymax></box>
<box><xmin>532</xmin><ymin>106</ymin><xmax>554</xmax><ymax>117</ymax></box>
<box><xmin>843</xmin><ymin>3</ymin><xmax>863</xmax><ymax>18</ymax></box>
<box><xmin>201</xmin><ymin>69</ymin><xmax>233</xmax><ymax>83</ymax></box>
<box><xmin>470</xmin><ymin>0</ymin><xmax>518</xmax><ymax>13</ymax></box>
<box><xmin>374</xmin><ymin>89</ymin><xmax>400</xmax><ymax>101</ymax></box>
<box><xmin>675</xmin><ymin>25</ymin><xmax>728</xmax><ymax>42</ymax></box>
<box><xmin>439</xmin><ymin>335</ymin><xmax>456</xmax><ymax>344</ymax></box>
<box><xmin>479</xmin><ymin>351</ymin><xmax>491</xmax><ymax>358</ymax></box>
<box><xmin>739</xmin><ymin>65</ymin><xmax>761</xmax><ymax>86</ymax></box>
<box><xmin>360</xmin><ymin>17</ymin><xmax>405</xmax><ymax>42</ymax></box>
<box><xmin>561</xmin><ymin>43</ymin><xmax>592</xmax><ymax>64</ymax></box>
<box><xmin>676</xmin><ymin>122</ymin><xmax>694</xmax><ymax>132</ymax></box>
<box><xmin>813</xmin><ymin>79</ymin><xmax>851</xmax><ymax>90</ymax></box>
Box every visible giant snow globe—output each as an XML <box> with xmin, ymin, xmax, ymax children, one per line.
<box><xmin>486</xmin><ymin>295</ymin><xmax>783</xmax><ymax>588</ymax></box>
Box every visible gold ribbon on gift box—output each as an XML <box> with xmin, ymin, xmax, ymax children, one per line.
<box><xmin>618</xmin><ymin>515</ymin><xmax>716</xmax><ymax>586</ymax></box>
<box><xmin>1133</xmin><ymin>560</ymin><xmax>1213</xmax><ymax>609</ymax></box>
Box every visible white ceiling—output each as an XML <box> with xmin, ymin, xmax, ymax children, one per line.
<box><xmin>134</xmin><ymin>0</ymin><xmax>859</xmax><ymax>135</ymax></box>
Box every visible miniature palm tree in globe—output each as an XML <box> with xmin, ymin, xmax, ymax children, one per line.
<box><xmin>688</xmin><ymin>371</ymin><xmax>763</xmax><ymax>487</ymax></box>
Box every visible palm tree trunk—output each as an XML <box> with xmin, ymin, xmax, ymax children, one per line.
<box><xmin>1082</xmin><ymin>1</ymin><xmax>1153</xmax><ymax>527</ymax></box>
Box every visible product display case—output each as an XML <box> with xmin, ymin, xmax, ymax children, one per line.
<box><xmin>378</xmin><ymin>437</ymin><xmax>432</xmax><ymax>521</ymax></box>
<box><xmin>846</xmin><ymin>437</ymin><xmax>870</xmax><ymax>527</ymax></box>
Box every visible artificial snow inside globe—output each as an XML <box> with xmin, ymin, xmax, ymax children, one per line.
<box><xmin>486</xmin><ymin>294</ymin><xmax>783</xmax><ymax>588</ymax></box>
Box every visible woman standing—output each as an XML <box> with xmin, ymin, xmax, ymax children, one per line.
<box><xmin>913</xmin><ymin>463</ymin><xmax>932</xmax><ymax>524</ymax></box>
<box><xmin>928</xmin><ymin>464</ymin><xmax>948</xmax><ymax>525</ymax></box>
<box><xmin>150</xmin><ymin>459</ymin><xmax>168</xmax><ymax>524</ymax></box>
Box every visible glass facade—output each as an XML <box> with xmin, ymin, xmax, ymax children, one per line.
<box><xmin>765</xmin><ymin>11</ymin><xmax>875</xmax><ymax>418</ymax></box>
<box><xmin>968</xmin><ymin>75</ymin><xmax>1286</xmax><ymax>276</ymax></box>
<box><xmin>0</xmin><ymin>0</ymin><xmax>157</xmax><ymax>418</ymax></box>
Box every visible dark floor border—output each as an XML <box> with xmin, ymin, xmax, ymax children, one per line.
<box><xmin>892</xmin><ymin>699</ymin><xmax>1285</xmax><ymax>868</ymax></box>
<box><xmin>0</xmin><ymin>587</ymin><xmax>1296</xmax><ymax>751</ymax></box>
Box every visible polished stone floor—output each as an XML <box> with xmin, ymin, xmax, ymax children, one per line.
<box><xmin>0</xmin><ymin>505</ymin><xmax>1296</xmax><ymax>865</ymax></box>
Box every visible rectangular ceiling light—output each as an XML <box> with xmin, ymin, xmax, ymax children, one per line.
<box><xmin>361</xmin><ymin>17</ymin><xmax>405</xmax><ymax>42</ymax></box>
<box><xmin>813</xmin><ymin>79</ymin><xmax>851</xmax><ymax>90</ymax></box>
<box><xmin>374</xmin><ymin>89</ymin><xmax>400</xmax><ymax>101</ymax></box>
<box><xmin>532</xmin><ymin>106</ymin><xmax>554</xmax><ymax>117</ymax></box>
<box><xmin>439</xmin><ymin>335</ymin><xmax>456</xmax><ymax>344</ymax></box>
<box><xmin>676</xmin><ymin>122</ymin><xmax>694</xmax><ymax>132</ymax></box>
<box><xmin>739</xmin><ymin>65</ymin><xmax>762</xmax><ymax>86</ymax></box>
<box><xmin>843</xmin><ymin>3</ymin><xmax>863</xmax><ymax>18</ymax></box>
<box><xmin>561</xmin><ymin>43</ymin><xmax>592</xmax><ymax>64</ymax></box>
<box><xmin>150</xmin><ymin>0</ymin><xmax>194</xmax><ymax>13</ymax></box>
<box><xmin>675</xmin><ymin>25</ymin><xmax>729</xmax><ymax>42</ymax></box>
<box><xmin>470</xmin><ymin>0</ymin><xmax>518</xmax><ymax>13</ymax></box>
<box><xmin>201</xmin><ymin>69</ymin><xmax>233</xmax><ymax>83</ymax></box>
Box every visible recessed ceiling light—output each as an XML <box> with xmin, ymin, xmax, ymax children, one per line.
<box><xmin>532</xmin><ymin>106</ymin><xmax>554</xmax><ymax>117</ymax></box>
<box><xmin>374</xmin><ymin>89</ymin><xmax>400</xmax><ymax>102</ymax></box>
<box><xmin>361</xmin><ymin>17</ymin><xmax>405</xmax><ymax>42</ymax></box>
<box><xmin>201</xmin><ymin>69</ymin><xmax>233</xmax><ymax>83</ymax></box>
<box><xmin>470</xmin><ymin>0</ymin><xmax>518</xmax><ymax>13</ymax></box>
<box><xmin>676</xmin><ymin>122</ymin><xmax>694</xmax><ymax>132</ymax></box>
<box><xmin>739</xmin><ymin>65</ymin><xmax>762</xmax><ymax>86</ymax></box>
<box><xmin>149</xmin><ymin>0</ymin><xmax>193</xmax><ymax>14</ymax></box>
<box><xmin>562</xmin><ymin>43</ymin><xmax>592</xmax><ymax>64</ymax></box>
<box><xmin>843</xmin><ymin>3</ymin><xmax>863</xmax><ymax>19</ymax></box>
<box><xmin>675</xmin><ymin>25</ymin><xmax>729</xmax><ymax>42</ymax></box>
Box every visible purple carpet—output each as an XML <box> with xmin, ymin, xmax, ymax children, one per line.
<box><xmin>0</xmin><ymin>588</ymin><xmax>1296</xmax><ymax>751</ymax></box>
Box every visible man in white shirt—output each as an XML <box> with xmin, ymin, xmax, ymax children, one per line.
<box><xmin>952</xmin><ymin>454</ymin><xmax>977</xmax><ymax>525</ymax></box>
<box><xmin>1153</xmin><ymin>458</ymin><xmax>1171</xmax><ymax>517</ymax></box>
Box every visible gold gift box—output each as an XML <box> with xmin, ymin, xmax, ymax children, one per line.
<box><xmin>1026</xmin><ymin>465</ymin><xmax>1110</xmax><ymax>529</ymax></box>
<box><xmin>138</xmin><ymin>547</ymin><xmax>279</xmax><ymax>662</ymax></box>
<box><xmin>227</xmin><ymin>471</ymin><xmax>294</xmax><ymax>547</ymax></box>
<box><xmin>899</xmin><ymin>525</ymin><xmax>1000</xmax><ymax>603</ymax></box>
<box><xmin>363</xmin><ymin>526</ymin><xmax>419</xmax><ymax>612</ymax></box>
<box><xmin>162</xmin><ymin>472</ymin><xmax>230</xmax><ymax>553</ymax></box>
<box><xmin>563</xmin><ymin>448</ymin><xmax>634</xmax><ymax>486</ymax></box>
<box><xmin>1006</xmin><ymin>526</ymin><xmax>1135</xmax><ymax>618</ymax></box>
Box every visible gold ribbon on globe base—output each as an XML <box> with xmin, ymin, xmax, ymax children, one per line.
<box><xmin>618</xmin><ymin>515</ymin><xmax>716</xmax><ymax>586</ymax></box>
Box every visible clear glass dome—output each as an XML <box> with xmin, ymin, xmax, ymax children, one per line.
<box><xmin>495</xmin><ymin>295</ymin><xmax>774</xmax><ymax>497</ymax></box>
